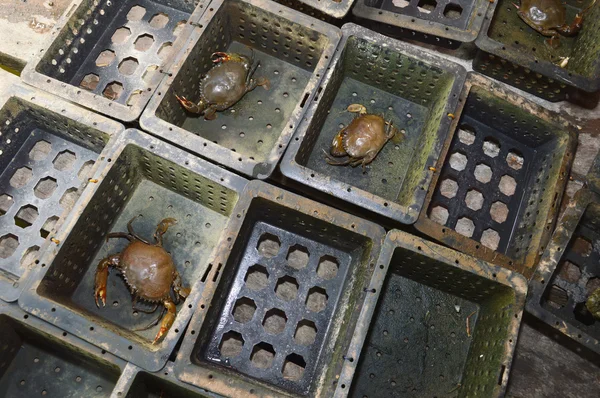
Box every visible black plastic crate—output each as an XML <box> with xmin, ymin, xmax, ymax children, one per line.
<box><xmin>280</xmin><ymin>23</ymin><xmax>465</xmax><ymax>225</ymax></box>
<box><xmin>0</xmin><ymin>301</ymin><xmax>125</xmax><ymax>397</ymax></box>
<box><xmin>0</xmin><ymin>83</ymin><xmax>122</xmax><ymax>303</ymax></box>
<box><xmin>21</xmin><ymin>0</ymin><xmax>203</xmax><ymax>122</ymax></box>
<box><xmin>352</xmin><ymin>0</ymin><xmax>492</xmax><ymax>48</ymax></box>
<box><xmin>527</xmin><ymin>188</ymin><xmax>600</xmax><ymax>356</ymax></box>
<box><xmin>140</xmin><ymin>0</ymin><xmax>340</xmax><ymax>179</ymax></box>
<box><xmin>474</xmin><ymin>0</ymin><xmax>600</xmax><ymax>102</ymax></box>
<box><xmin>18</xmin><ymin>129</ymin><xmax>248</xmax><ymax>371</ymax></box>
<box><xmin>335</xmin><ymin>230</ymin><xmax>527</xmax><ymax>397</ymax></box>
<box><xmin>415</xmin><ymin>73</ymin><xmax>576</xmax><ymax>278</ymax></box>
<box><xmin>174</xmin><ymin>181</ymin><xmax>385</xmax><ymax>397</ymax></box>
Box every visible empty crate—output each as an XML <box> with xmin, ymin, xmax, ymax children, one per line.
<box><xmin>415</xmin><ymin>73</ymin><xmax>576</xmax><ymax>278</ymax></box>
<box><xmin>527</xmin><ymin>188</ymin><xmax>600</xmax><ymax>355</ymax></box>
<box><xmin>337</xmin><ymin>230</ymin><xmax>527</xmax><ymax>397</ymax></box>
<box><xmin>174</xmin><ymin>181</ymin><xmax>385</xmax><ymax>397</ymax></box>
<box><xmin>0</xmin><ymin>301</ymin><xmax>125</xmax><ymax>397</ymax></box>
<box><xmin>19</xmin><ymin>129</ymin><xmax>248</xmax><ymax>371</ymax></box>
<box><xmin>280</xmin><ymin>23</ymin><xmax>465</xmax><ymax>225</ymax></box>
<box><xmin>21</xmin><ymin>0</ymin><xmax>202</xmax><ymax>121</ymax></box>
<box><xmin>475</xmin><ymin>0</ymin><xmax>600</xmax><ymax>102</ymax></box>
<box><xmin>0</xmin><ymin>83</ymin><xmax>122</xmax><ymax>303</ymax></box>
<box><xmin>140</xmin><ymin>0</ymin><xmax>340</xmax><ymax>179</ymax></box>
<box><xmin>352</xmin><ymin>0</ymin><xmax>492</xmax><ymax>47</ymax></box>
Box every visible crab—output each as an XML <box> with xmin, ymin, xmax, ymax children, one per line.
<box><xmin>513</xmin><ymin>0</ymin><xmax>595</xmax><ymax>48</ymax></box>
<box><xmin>586</xmin><ymin>288</ymin><xmax>600</xmax><ymax>319</ymax></box>
<box><xmin>175</xmin><ymin>51</ymin><xmax>269</xmax><ymax>120</ymax></box>
<box><xmin>94</xmin><ymin>216</ymin><xmax>190</xmax><ymax>344</ymax></box>
<box><xmin>323</xmin><ymin>104</ymin><xmax>405</xmax><ymax>170</ymax></box>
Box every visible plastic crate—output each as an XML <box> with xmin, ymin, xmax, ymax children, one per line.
<box><xmin>280</xmin><ymin>23</ymin><xmax>465</xmax><ymax>225</ymax></box>
<box><xmin>18</xmin><ymin>129</ymin><xmax>248</xmax><ymax>372</ymax></box>
<box><xmin>415</xmin><ymin>73</ymin><xmax>576</xmax><ymax>278</ymax></box>
<box><xmin>352</xmin><ymin>0</ymin><xmax>492</xmax><ymax>47</ymax></box>
<box><xmin>0</xmin><ymin>83</ymin><xmax>122</xmax><ymax>303</ymax></box>
<box><xmin>474</xmin><ymin>0</ymin><xmax>600</xmax><ymax>102</ymax></box>
<box><xmin>173</xmin><ymin>181</ymin><xmax>385</xmax><ymax>397</ymax></box>
<box><xmin>140</xmin><ymin>0</ymin><xmax>340</xmax><ymax>179</ymax></box>
<box><xmin>337</xmin><ymin>230</ymin><xmax>527</xmax><ymax>397</ymax></box>
<box><xmin>527</xmin><ymin>188</ymin><xmax>600</xmax><ymax>356</ymax></box>
<box><xmin>0</xmin><ymin>301</ymin><xmax>125</xmax><ymax>397</ymax></box>
<box><xmin>21</xmin><ymin>0</ymin><xmax>204</xmax><ymax>122</ymax></box>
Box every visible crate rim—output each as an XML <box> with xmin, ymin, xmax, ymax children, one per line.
<box><xmin>291</xmin><ymin>0</ymin><xmax>355</xmax><ymax>19</ymax></box>
<box><xmin>20</xmin><ymin>0</ymin><xmax>206</xmax><ymax>122</ymax></box>
<box><xmin>474</xmin><ymin>1</ymin><xmax>600</xmax><ymax>93</ymax></box>
<box><xmin>0</xmin><ymin>82</ymin><xmax>124</xmax><ymax>304</ymax></box>
<box><xmin>335</xmin><ymin>228</ymin><xmax>527</xmax><ymax>396</ymax></box>
<box><xmin>414</xmin><ymin>72</ymin><xmax>577</xmax><ymax>279</ymax></box>
<box><xmin>140</xmin><ymin>0</ymin><xmax>341</xmax><ymax>180</ymax></box>
<box><xmin>526</xmin><ymin>188</ymin><xmax>600</xmax><ymax>355</ymax></box>
<box><xmin>351</xmin><ymin>0</ymin><xmax>492</xmax><ymax>44</ymax></box>
<box><xmin>173</xmin><ymin>180</ymin><xmax>386</xmax><ymax>398</ymax></box>
<box><xmin>17</xmin><ymin>128</ymin><xmax>248</xmax><ymax>372</ymax></box>
<box><xmin>279</xmin><ymin>23</ymin><xmax>467</xmax><ymax>225</ymax></box>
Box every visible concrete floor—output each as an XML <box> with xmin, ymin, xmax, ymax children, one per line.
<box><xmin>1</xmin><ymin>0</ymin><xmax>600</xmax><ymax>396</ymax></box>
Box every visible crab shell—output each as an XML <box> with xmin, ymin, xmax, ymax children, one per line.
<box><xmin>331</xmin><ymin>114</ymin><xmax>390</xmax><ymax>158</ymax></box>
<box><xmin>199</xmin><ymin>61</ymin><xmax>251</xmax><ymax>109</ymax></box>
<box><xmin>586</xmin><ymin>288</ymin><xmax>600</xmax><ymax>319</ymax></box>
<box><xmin>518</xmin><ymin>0</ymin><xmax>566</xmax><ymax>31</ymax></box>
<box><xmin>119</xmin><ymin>240</ymin><xmax>176</xmax><ymax>302</ymax></box>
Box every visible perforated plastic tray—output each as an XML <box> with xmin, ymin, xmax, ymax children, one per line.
<box><xmin>0</xmin><ymin>301</ymin><xmax>125</xmax><ymax>397</ymax></box>
<box><xmin>337</xmin><ymin>230</ymin><xmax>527</xmax><ymax>397</ymax></box>
<box><xmin>352</xmin><ymin>0</ymin><xmax>492</xmax><ymax>47</ymax></box>
<box><xmin>474</xmin><ymin>0</ymin><xmax>600</xmax><ymax>102</ymax></box>
<box><xmin>415</xmin><ymin>73</ymin><xmax>576</xmax><ymax>278</ymax></box>
<box><xmin>0</xmin><ymin>83</ymin><xmax>122</xmax><ymax>303</ymax></box>
<box><xmin>527</xmin><ymin>188</ymin><xmax>600</xmax><ymax>356</ymax></box>
<box><xmin>113</xmin><ymin>362</ymin><xmax>222</xmax><ymax>397</ymax></box>
<box><xmin>140</xmin><ymin>0</ymin><xmax>340</xmax><ymax>179</ymax></box>
<box><xmin>21</xmin><ymin>0</ymin><xmax>203</xmax><ymax>122</ymax></box>
<box><xmin>173</xmin><ymin>181</ymin><xmax>385</xmax><ymax>398</ymax></box>
<box><xmin>18</xmin><ymin>129</ymin><xmax>248</xmax><ymax>371</ymax></box>
<box><xmin>280</xmin><ymin>23</ymin><xmax>465</xmax><ymax>225</ymax></box>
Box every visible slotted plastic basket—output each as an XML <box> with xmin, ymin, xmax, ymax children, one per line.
<box><xmin>527</xmin><ymin>187</ymin><xmax>600</xmax><ymax>356</ymax></box>
<box><xmin>0</xmin><ymin>83</ymin><xmax>122</xmax><ymax>303</ymax></box>
<box><xmin>280</xmin><ymin>23</ymin><xmax>465</xmax><ymax>225</ymax></box>
<box><xmin>113</xmin><ymin>362</ymin><xmax>222</xmax><ymax>397</ymax></box>
<box><xmin>18</xmin><ymin>129</ymin><xmax>248</xmax><ymax>372</ymax></box>
<box><xmin>336</xmin><ymin>230</ymin><xmax>527</xmax><ymax>397</ymax></box>
<box><xmin>474</xmin><ymin>0</ymin><xmax>600</xmax><ymax>102</ymax></box>
<box><xmin>21</xmin><ymin>0</ymin><xmax>204</xmax><ymax>122</ymax></box>
<box><xmin>140</xmin><ymin>0</ymin><xmax>341</xmax><ymax>179</ymax></box>
<box><xmin>0</xmin><ymin>301</ymin><xmax>125</xmax><ymax>397</ymax></box>
<box><xmin>173</xmin><ymin>181</ymin><xmax>385</xmax><ymax>398</ymax></box>
<box><xmin>352</xmin><ymin>0</ymin><xmax>492</xmax><ymax>48</ymax></box>
<box><xmin>415</xmin><ymin>73</ymin><xmax>576</xmax><ymax>278</ymax></box>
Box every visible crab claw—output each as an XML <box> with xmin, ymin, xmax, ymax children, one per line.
<box><xmin>212</xmin><ymin>51</ymin><xmax>230</xmax><ymax>63</ymax></box>
<box><xmin>153</xmin><ymin>301</ymin><xmax>176</xmax><ymax>344</ymax></box>
<box><xmin>94</xmin><ymin>287</ymin><xmax>106</xmax><ymax>308</ymax></box>
<box><xmin>512</xmin><ymin>2</ymin><xmax>520</xmax><ymax>8</ymax></box>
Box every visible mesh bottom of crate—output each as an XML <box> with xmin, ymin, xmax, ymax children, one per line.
<box><xmin>542</xmin><ymin>202</ymin><xmax>600</xmax><ymax>340</ymax></box>
<box><xmin>34</xmin><ymin>143</ymin><xmax>236</xmax><ymax>344</ymax></box>
<box><xmin>0</xmin><ymin>94</ymin><xmax>114</xmax><ymax>302</ymax></box>
<box><xmin>24</xmin><ymin>0</ymin><xmax>197</xmax><ymax>120</ymax></box>
<box><xmin>0</xmin><ymin>314</ymin><xmax>120</xmax><ymax>397</ymax></box>
<box><xmin>417</xmin><ymin>80</ymin><xmax>573</xmax><ymax>275</ymax></box>
<box><xmin>349</xmin><ymin>237</ymin><xmax>522</xmax><ymax>397</ymax></box>
<box><xmin>282</xmin><ymin>28</ymin><xmax>462</xmax><ymax>223</ymax></box>
<box><xmin>185</xmin><ymin>187</ymin><xmax>381</xmax><ymax>396</ymax></box>
<box><xmin>143</xmin><ymin>0</ymin><xmax>338</xmax><ymax>178</ymax></box>
<box><xmin>475</xmin><ymin>0</ymin><xmax>600</xmax><ymax>99</ymax></box>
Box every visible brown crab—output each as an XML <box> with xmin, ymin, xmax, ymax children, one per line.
<box><xmin>94</xmin><ymin>216</ymin><xmax>190</xmax><ymax>344</ymax></box>
<box><xmin>323</xmin><ymin>104</ymin><xmax>404</xmax><ymax>170</ymax></box>
<box><xmin>175</xmin><ymin>51</ymin><xmax>269</xmax><ymax>120</ymax></box>
<box><xmin>513</xmin><ymin>0</ymin><xmax>595</xmax><ymax>48</ymax></box>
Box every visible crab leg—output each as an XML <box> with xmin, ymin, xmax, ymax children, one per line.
<box><xmin>154</xmin><ymin>218</ymin><xmax>177</xmax><ymax>246</ymax></box>
<box><xmin>175</xmin><ymin>94</ymin><xmax>207</xmax><ymax>114</ymax></box>
<box><xmin>153</xmin><ymin>300</ymin><xmax>177</xmax><ymax>344</ymax></box>
<box><xmin>94</xmin><ymin>254</ymin><xmax>120</xmax><ymax>308</ymax></box>
<box><xmin>173</xmin><ymin>271</ymin><xmax>191</xmax><ymax>301</ymax></box>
